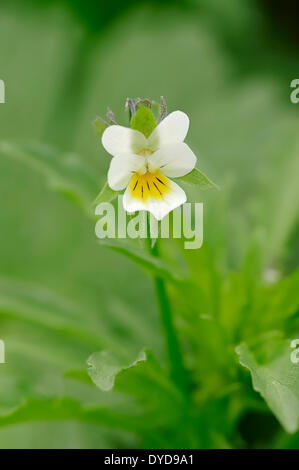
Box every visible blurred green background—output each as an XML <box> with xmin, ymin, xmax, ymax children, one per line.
<box><xmin>0</xmin><ymin>0</ymin><xmax>298</xmax><ymax>449</ymax></box>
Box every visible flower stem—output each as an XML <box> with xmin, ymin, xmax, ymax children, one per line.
<box><xmin>148</xmin><ymin>227</ymin><xmax>190</xmax><ymax>393</ymax></box>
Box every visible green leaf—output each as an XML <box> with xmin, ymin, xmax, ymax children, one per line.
<box><xmin>68</xmin><ymin>350</ymin><xmax>182</xmax><ymax>410</ymax></box>
<box><xmin>130</xmin><ymin>105</ymin><xmax>157</xmax><ymax>138</ymax></box>
<box><xmin>177</xmin><ymin>167</ymin><xmax>219</xmax><ymax>190</ymax></box>
<box><xmin>262</xmin><ymin>139</ymin><xmax>299</xmax><ymax>264</ymax></box>
<box><xmin>0</xmin><ymin>276</ymin><xmax>104</xmax><ymax>351</ymax></box>
<box><xmin>236</xmin><ymin>341</ymin><xmax>299</xmax><ymax>434</ymax></box>
<box><xmin>86</xmin><ymin>348</ymin><xmax>186</xmax><ymax>441</ymax></box>
<box><xmin>0</xmin><ymin>141</ymin><xmax>98</xmax><ymax>216</ymax></box>
<box><xmin>93</xmin><ymin>181</ymin><xmax>119</xmax><ymax>206</ymax></box>
<box><xmin>111</xmin><ymin>349</ymin><xmax>182</xmax><ymax>402</ymax></box>
<box><xmin>64</xmin><ymin>369</ymin><xmax>94</xmax><ymax>385</ymax></box>
<box><xmin>93</xmin><ymin>117</ymin><xmax>109</xmax><ymax>137</ymax></box>
<box><xmin>258</xmin><ymin>268</ymin><xmax>299</xmax><ymax>331</ymax></box>
<box><xmin>98</xmin><ymin>239</ymin><xmax>183</xmax><ymax>281</ymax></box>
<box><xmin>0</xmin><ymin>397</ymin><xmax>148</xmax><ymax>433</ymax></box>
<box><xmin>87</xmin><ymin>350</ymin><xmax>146</xmax><ymax>391</ymax></box>
<box><xmin>0</xmin><ymin>398</ymin><xmax>84</xmax><ymax>427</ymax></box>
<box><xmin>87</xmin><ymin>349</ymin><xmax>183</xmax><ymax>408</ymax></box>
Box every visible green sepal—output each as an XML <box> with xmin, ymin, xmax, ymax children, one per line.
<box><xmin>93</xmin><ymin>181</ymin><xmax>119</xmax><ymax>206</ymax></box>
<box><xmin>130</xmin><ymin>105</ymin><xmax>157</xmax><ymax>138</ymax></box>
<box><xmin>93</xmin><ymin>117</ymin><xmax>109</xmax><ymax>137</ymax></box>
<box><xmin>177</xmin><ymin>167</ymin><xmax>219</xmax><ymax>190</ymax></box>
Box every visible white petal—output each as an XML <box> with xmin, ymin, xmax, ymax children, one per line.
<box><xmin>123</xmin><ymin>178</ymin><xmax>186</xmax><ymax>221</ymax></box>
<box><xmin>108</xmin><ymin>154</ymin><xmax>146</xmax><ymax>190</ymax></box>
<box><xmin>147</xmin><ymin>143</ymin><xmax>196</xmax><ymax>178</ymax></box>
<box><xmin>102</xmin><ymin>125</ymin><xmax>148</xmax><ymax>156</ymax></box>
<box><xmin>148</xmin><ymin>111</ymin><xmax>189</xmax><ymax>151</ymax></box>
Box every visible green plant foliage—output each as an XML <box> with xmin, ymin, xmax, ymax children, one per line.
<box><xmin>93</xmin><ymin>117</ymin><xmax>109</xmax><ymax>137</ymax></box>
<box><xmin>93</xmin><ymin>181</ymin><xmax>119</xmax><ymax>206</ymax></box>
<box><xmin>130</xmin><ymin>105</ymin><xmax>157</xmax><ymax>138</ymax></box>
<box><xmin>237</xmin><ymin>341</ymin><xmax>299</xmax><ymax>433</ymax></box>
<box><xmin>0</xmin><ymin>141</ymin><xmax>98</xmax><ymax>216</ymax></box>
<box><xmin>0</xmin><ymin>397</ymin><xmax>150</xmax><ymax>433</ymax></box>
<box><xmin>98</xmin><ymin>239</ymin><xmax>183</xmax><ymax>281</ymax></box>
<box><xmin>177</xmin><ymin>167</ymin><xmax>219</xmax><ymax>190</ymax></box>
<box><xmin>0</xmin><ymin>0</ymin><xmax>298</xmax><ymax>450</ymax></box>
<box><xmin>0</xmin><ymin>276</ymin><xmax>103</xmax><ymax>350</ymax></box>
<box><xmin>88</xmin><ymin>350</ymin><xmax>146</xmax><ymax>391</ymax></box>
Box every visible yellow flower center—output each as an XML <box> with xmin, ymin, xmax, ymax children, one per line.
<box><xmin>129</xmin><ymin>170</ymin><xmax>170</xmax><ymax>201</ymax></box>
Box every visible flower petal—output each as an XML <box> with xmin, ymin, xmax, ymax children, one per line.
<box><xmin>123</xmin><ymin>177</ymin><xmax>186</xmax><ymax>220</ymax></box>
<box><xmin>108</xmin><ymin>154</ymin><xmax>146</xmax><ymax>191</ymax></box>
<box><xmin>148</xmin><ymin>111</ymin><xmax>189</xmax><ymax>150</ymax></box>
<box><xmin>102</xmin><ymin>125</ymin><xmax>148</xmax><ymax>156</ymax></box>
<box><xmin>147</xmin><ymin>142</ymin><xmax>197</xmax><ymax>178</ymax></box>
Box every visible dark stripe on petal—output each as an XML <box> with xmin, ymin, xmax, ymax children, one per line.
<box><xmin>153</xmin><ymin>182</ymin><xmax>162</xmax><ymax>195</ymax></box>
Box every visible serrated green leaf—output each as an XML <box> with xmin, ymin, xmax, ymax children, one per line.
<box><xmin>112</xmin><ymin>349</ymin><xmax>182</xmax><ymax>402</ymax></box>
<box><xmin>93</xmin><ymin>181</ymin><xmax>119</xmax><ymax>206</ymax></box>
<box><xmin>93</xmin><ymin>117</ymin><xmax>109</xmax><ymax>137</ymax></box>
<box><xmin>236</xmin><ymin>341</ymin><xmax>299</xmax><ymax>434</ymax></box>
<box><xmin>87</xmin><ymin>350</ymin><xmax>146</xmax><ymax>391</ymax></box>
<box><xmin>68</xmin><ymin>351</ymin><xmax>182</xmax><ymax>412</ymax></box>
<box><xmin>177</xmin><ymin>167</ymin><xmax>219</xmax><ymax>190</ymax></box>
<box><xmin>130</xmin><ymin>105</ymin><xmax>157</xmax><ymax>138</ymax></box>
<box><xmin>87</xmin><ymin>349</ymin><xmax>183</xmax><ymax>410</ymax></box>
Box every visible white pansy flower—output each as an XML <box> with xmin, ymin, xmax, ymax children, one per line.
<box><xmin>102</xmin><ymin>111</ymin><xmax>197</xmax><ymax>220</ymax></box>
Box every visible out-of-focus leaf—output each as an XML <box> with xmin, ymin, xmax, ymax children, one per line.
<box><xmin>236</xmin><ymin>341</ymin><xmax>299</xmax><ymax>433</ymax></box>
<box><xmin>263</xmin><ymin>139</ymin><xmax>299</xmax><ymax>263</ymax></box>
<box><xmin>0</xmin><ymin>141</ymin><xmax>98</xmax><ymax>216</ymax></box>
<box><xmin>130</xmin><ymin>105</ymin><xmax>157</xmax><ymax>138</ymax></box>
<box><xmin>64</xmin><ymin>369</ymin><xmax>93</xmax><ymax>385</ymax></box>
<box><xmin>261</xmin><ymin>268</ymin><xmax>299</xmax><ymax>329</ymax></box>
<box><xmin>98</xmin><ymin>239</ymin><xmax>183</xmax><ymax>281</ymax></box>
<box><xmin>87</xmin><ymin>349</ymin><xmax>184</xmax><ymax>423</ymax></box>
<box><xmin>177</xmin><ymin>167</ymin><xmax>219</xmax><ymax>190</ymax></box>
<box><xmin>93</xmin><ymin>117</ymin><xmax>109</xmax><ymax>137</ymax></box>
<box><xmin>93</xmin><ymin>181</ymin><xmax>119</xmax><ymax>206</ymax></box>
<box><xmin>0</xmin><ymin>397</ymin><xmax>147</xmax><ymax>433</ymax></box>
<box><xmin>0</xmin><ymin>391</ymin><xmax>190</xmax><ymax>446</ymax></box>
<box><xmin>0</xmin><ymin>276</ymin><xmax>103</xmax><ymax>350</ymax></box>
<box><xmin>112</xmin><ymin>349</ymin><xmax>183</xmax><ymax>402</ymax></box>
<box><xmin>65</xmin><ymin>350</ymin><xmax>184</xmax><ymax>428</ymax></box>
<box><xmin>63</xmin><ymin>348</ymin><xmax>187</xmax><ymax>445</ymax></box>
<box><xmin>87</xmin><ymin>349</ymin><xmax>146</xmax><ymax>391</ymax></box>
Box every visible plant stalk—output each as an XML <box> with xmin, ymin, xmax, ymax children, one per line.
<box><xmin>147</xmin><ymin>217</ymin><xmax>190</xmax><ymax>392</ymax></box>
